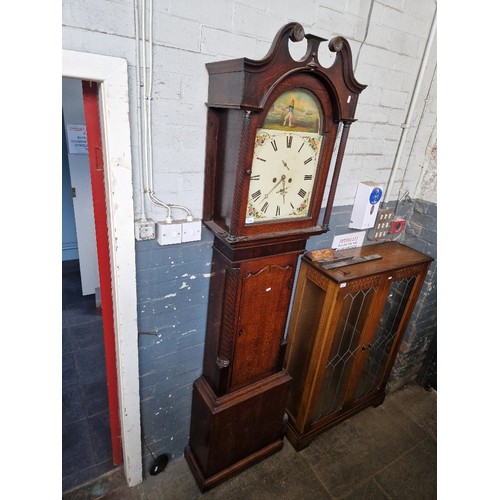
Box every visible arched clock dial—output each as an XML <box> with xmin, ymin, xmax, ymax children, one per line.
<box><xmin>246</xmin><ymin>130</ymin><xmax>322</xmax><ymax>223</ymax></box>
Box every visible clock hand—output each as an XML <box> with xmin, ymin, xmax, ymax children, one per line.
<box><xmin>281</xmin><ymin>179</ymin><xmax>287</xmax><ymax>204</ymax></box>
<box><xmin>262</xmin><ymin>175</ymin><xmax>286</xmax><ymax>201</ymax></box>
<box><xmin>282</xmin><ymin>160</ymin><xmax>290</xmax><ymax>171</ymax></box>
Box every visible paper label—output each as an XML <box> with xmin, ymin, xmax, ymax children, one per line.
<box><xmin>331</xmin><ymin>231</ymin><xmax>366</xmax><ymax>251</ymax></box>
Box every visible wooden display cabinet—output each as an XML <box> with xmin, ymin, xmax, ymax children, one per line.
<box><xmin>284</xmin><ymin>241</ymin><xmax>433</xmax><ymax>451</ymax></box>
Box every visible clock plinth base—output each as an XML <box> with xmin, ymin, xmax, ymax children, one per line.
<box><xmin>185</xmin><ymin>371</ymin><xmax>291</xmax><ymax>492</ymax></box>
<box><xmin>185</xmin><ymin>439</ymin><xmax>284</xmax><ymax>493</ymax></box>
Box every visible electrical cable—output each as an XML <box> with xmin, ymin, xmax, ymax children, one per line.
<box><xmin>354</xmin><ymin>0</ymin><xmax>375</xmax><ymax>72</ymax></box>
<box><xmin>134</xmin><ymin>0</ymin><xmax>193</xmax><ymax>222</ymax></box>
<box><xmin>141</xmin><ymin>427</ymin><xmax>169</xmax><ymax>476</ymax></box>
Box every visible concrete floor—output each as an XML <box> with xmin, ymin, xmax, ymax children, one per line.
<box><xmin>62</xmin><ymin>384</ymin><xmax>436</xmax><ymax>499</ymax></box>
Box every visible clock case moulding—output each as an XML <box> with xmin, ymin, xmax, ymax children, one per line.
<box><xmin>202</xmin><ymin>21</ymin><xmax>367</xmax><ymax>261</ymax></box>
<box><xmin>185</xmin><ymin>23</ymin><xmax>367</xmax><ymax>492</ymax></box>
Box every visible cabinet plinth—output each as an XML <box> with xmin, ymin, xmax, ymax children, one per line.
<box><xmin>284</xmin><ymin>241</ymin><xmax>433</xmax><ymax>450</ymax></box>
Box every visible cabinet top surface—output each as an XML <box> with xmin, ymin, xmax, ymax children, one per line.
<box><xmin>303</xmin><ymin>242</ymin><xmax>433</xmax><ymax>283</ymax></box>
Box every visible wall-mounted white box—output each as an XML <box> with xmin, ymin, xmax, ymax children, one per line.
<box><xmin>134</xmin><ymin>219</ymin><xmax>155</xmax><ymax>241</ymax></box>
<box><xmin>156</xmin><ymin>221</ymin><xmax>182</xmax><ymax>245</ymax></box>
<box><xmin>349</xmin><ymin>181</ymin><xmax>384</xmax><ymax>230</ymax></box>
<box><xmin>182</xmin><ymin>220</ymin><xmax>202</xmax><ymax>243</ymax></box>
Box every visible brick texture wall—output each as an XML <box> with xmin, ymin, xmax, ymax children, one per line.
<box><xmin>387</xmin><ymin>199</ymin><xmax>437</xmax><ymax>391</ymax></box>
<box><xmin>63</xmin><ymin>0</ymin><xmax>437</xmax><ymax>218</ymax></box>
<box><xmin>63</xmin><ymin>0</ymin><xmax>438</xmax><ymax>465</ymax></box>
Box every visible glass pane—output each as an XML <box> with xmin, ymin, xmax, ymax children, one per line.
<box><xmin>354</xmin><ymin>276</ymin><xmax>416</xmax><ymax>399</ymax></box>
<box><xmin>245</xmin><ymin>88</ymin><xmax>324</xmax><ymax>224</ymax></box>
<box><xmin>286</xmin><ymin>279</ymin><xmax>326</xmax><ymax>416</ymax></box>
<box><xmin>311</xmin><ymin>287</ymin><xmax>375</xmax><ymax>423</ymax></box>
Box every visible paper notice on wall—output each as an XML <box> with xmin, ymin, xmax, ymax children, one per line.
<box><xmin>66</xmin><ymin>124</ymin><xmax>88</xmax><ymax>154</ymax></box>
<box><xmin>331</xmin><ymin>231</ymin><xmax>366</xmax><ymax>250</ymax></box>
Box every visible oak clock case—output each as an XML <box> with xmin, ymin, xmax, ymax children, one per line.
<box><xmin>185</xmin><ymin>22</ymin><xmax>366</xmax><ymax>492</ymax></box>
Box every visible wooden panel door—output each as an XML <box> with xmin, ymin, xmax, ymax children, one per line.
<box><xmin>229</xmin><ymin>254</ymin><xmax>296</xmax><ymax>391</ymax></box>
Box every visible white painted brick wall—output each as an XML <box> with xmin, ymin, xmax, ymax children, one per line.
<box><xmin>234</xmin><ymin>4</ymin><xmax>287</xmax><ymax>40</ymax></box>
<box><xmin>153</xmin><ymin>14</ymin><xmax>201</xmax><ymax>52</ymax></box>
<box><xmin>201</xmin><ymin>26</ymin><xmax>258</xmax><ymax>58</ymax></box>
<box><xmin>316</xmin><ymin>6</ymin><xmax>363</xmax><ymax>40</ymax></box>
<box><xmin>169</xmin><ymin>0</ymin><xmax>234</xmax><ymax>31</ymax></box>
<box><xmin>62</xmin><ymin>0</ymin><xmax>135</xmax><ymax>37</ymax></box>
<box><xmin>62</xmin><ymin>0</ymin><xmax>437</xmax><ymax>218</ymax></box>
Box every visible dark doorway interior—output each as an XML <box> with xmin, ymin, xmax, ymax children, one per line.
<box><xmin>62</xmin><ymin>259</ymin><xmax>114</xmax><ymax>491</ymax></box>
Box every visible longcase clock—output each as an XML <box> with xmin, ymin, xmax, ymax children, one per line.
<box><xmin>185</xmin><ymin>22</ymin><xmax>366</xmax><ymax>492</ymax></box>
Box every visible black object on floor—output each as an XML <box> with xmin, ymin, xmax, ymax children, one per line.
<box><xmin>150</xmin><ymin>455</ymin><xmax>169</xmax><ymax>476</ymax></box>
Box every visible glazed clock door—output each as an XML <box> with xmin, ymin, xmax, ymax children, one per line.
<box><xmin>246</xmin><ymin>88</ymin><xmax>323</xmax><ymax>224</ymax></box>
<box><xmin>230</xmin><ymin>69</ymin><xmax>342</xmax><ymax>240</ymax></box>
<box><xmin>229</xmin><ymin>254</ymin><xmax>296</xmax><ymax>392</ymax></box>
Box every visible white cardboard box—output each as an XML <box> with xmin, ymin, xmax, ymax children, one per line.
<box><xmin>349</xmin><ymin>181</ymin><xmax>384</xmax><ymax>230</ymax></box>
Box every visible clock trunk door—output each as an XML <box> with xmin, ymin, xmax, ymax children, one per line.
<box><xmin>229</xmin><ymin>254</ymin><xmax>296</xmax><ymax>392</ymax></box>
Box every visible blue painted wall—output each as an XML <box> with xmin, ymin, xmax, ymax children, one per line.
<box><xmin>135</xmin><ymin>200</ymin><xmax>437</xmax><ymax>466</ymax></box>
<box><xmin>136</xmin><ymin>231</ymin><xmax>213</xmax><ymax>462</ymax></box>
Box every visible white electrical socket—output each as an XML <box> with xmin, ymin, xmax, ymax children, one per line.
<box><xmin>182</xmin><ymin>220</ymin><xmax>202</xmax><ymax>243</ymax></box>
<box><xmin>156</xmin><ymin>221</ymin><xmax>182</xmax><ymax>245</ymax></box>
<box><xmin>134</xmin><ymin>219</ymin><xmax>155</xmax><ymax>241</ymax></box>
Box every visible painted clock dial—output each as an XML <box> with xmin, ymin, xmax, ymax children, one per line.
<box><xmin>246</xmin><ymin>89</ymin><xmax>323</xmax><ymax>224</ymax></box>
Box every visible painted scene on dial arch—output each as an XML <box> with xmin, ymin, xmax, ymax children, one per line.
<box><xmin>263</xmin><ymin>89</ymin><xmax>321</xmax><ymax>133</ymax></box>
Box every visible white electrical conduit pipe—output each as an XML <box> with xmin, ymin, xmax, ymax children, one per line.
<box><xmin>140</xmin><ymin>0</ymin><xmax>172</xmax><ymax>218</ymax></box>
<box><xmin>134</xmin><ymin>0</ymin><xmax>169</xmax><ymax>219</ymax></box>
<box><xmin>140</xmin><ymin>0</ymin><xmax>170</xmax><ymax>217</ymax></box>
<box><xmin>134</xmin><ymin>0</ymin><xmax>193</xmax><ymax>222</ymax></box>
<box><xmin>382</xmin><ymin>7</ymin><xmax>437</xmax><ymax>206</ymax></box>
<box><xmin>399</xmin><ymin>64</ymin><xmax>436</xmax><ymax>199</ymax></box>
<box><xmin>144</xmin><ymin>2</ymin><xmax>192</xmax><ymax>221</ymax></box>
<box><xmin>133</xmin><ymin>0</ymin><xmax>146</xmax><ymax>222</ymax></box>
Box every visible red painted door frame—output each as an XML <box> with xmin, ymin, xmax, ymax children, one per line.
<box><xmin>82</xmin><ymin>80</ymin><xmax>123</xmax><ymax>465</ymax></box>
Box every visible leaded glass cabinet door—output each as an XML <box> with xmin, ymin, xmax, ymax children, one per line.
<box><xmin>354</xmin><ymin>275</ymin><xmax>416</xmax><ymax>400</ymax></box>
<box><xmin>309</xmin><ymin>275</ymin><xmax>385</xmax><ymax>425</ymax></box>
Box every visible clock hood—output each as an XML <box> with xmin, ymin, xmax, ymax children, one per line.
<box><xmin>206</xmin><ymin>22</ymin><xmax>366</xmax><ymax>122</ymax></box>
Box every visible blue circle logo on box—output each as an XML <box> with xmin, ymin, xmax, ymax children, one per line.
<box><xmin>369</xmin><ymin>187</ymin><xmax>383</xmax><ymax>205</ymax></box>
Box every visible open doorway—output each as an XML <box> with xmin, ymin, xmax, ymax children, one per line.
<box><xmin>62</xmin><ymin>78</ymin><xmax>120</xmax><ymax>491</ymax></box>
<box><xmin>62</xmin><ymin>49</ymin><xmax>142</xmax><ymax>489</ymax></box>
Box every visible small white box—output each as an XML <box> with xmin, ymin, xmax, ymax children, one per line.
<box><xmin>182</xmin><ymin>220</ymin><xmax>202</xmax><ymax>243</ymax></box>
<box><xmin>349</xmin><ymin>181</ymin><xmax>384</xmax><ymax>230</ymax></box>
<box><xmin>134</xmin><ymin>219</ymin><xmax>155</xmax><ymax>241</ymax></box>
<box><xmin>156</xmin><ymin>221</ymin><xmax>182</xmax><ymax>245</ymax></box>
